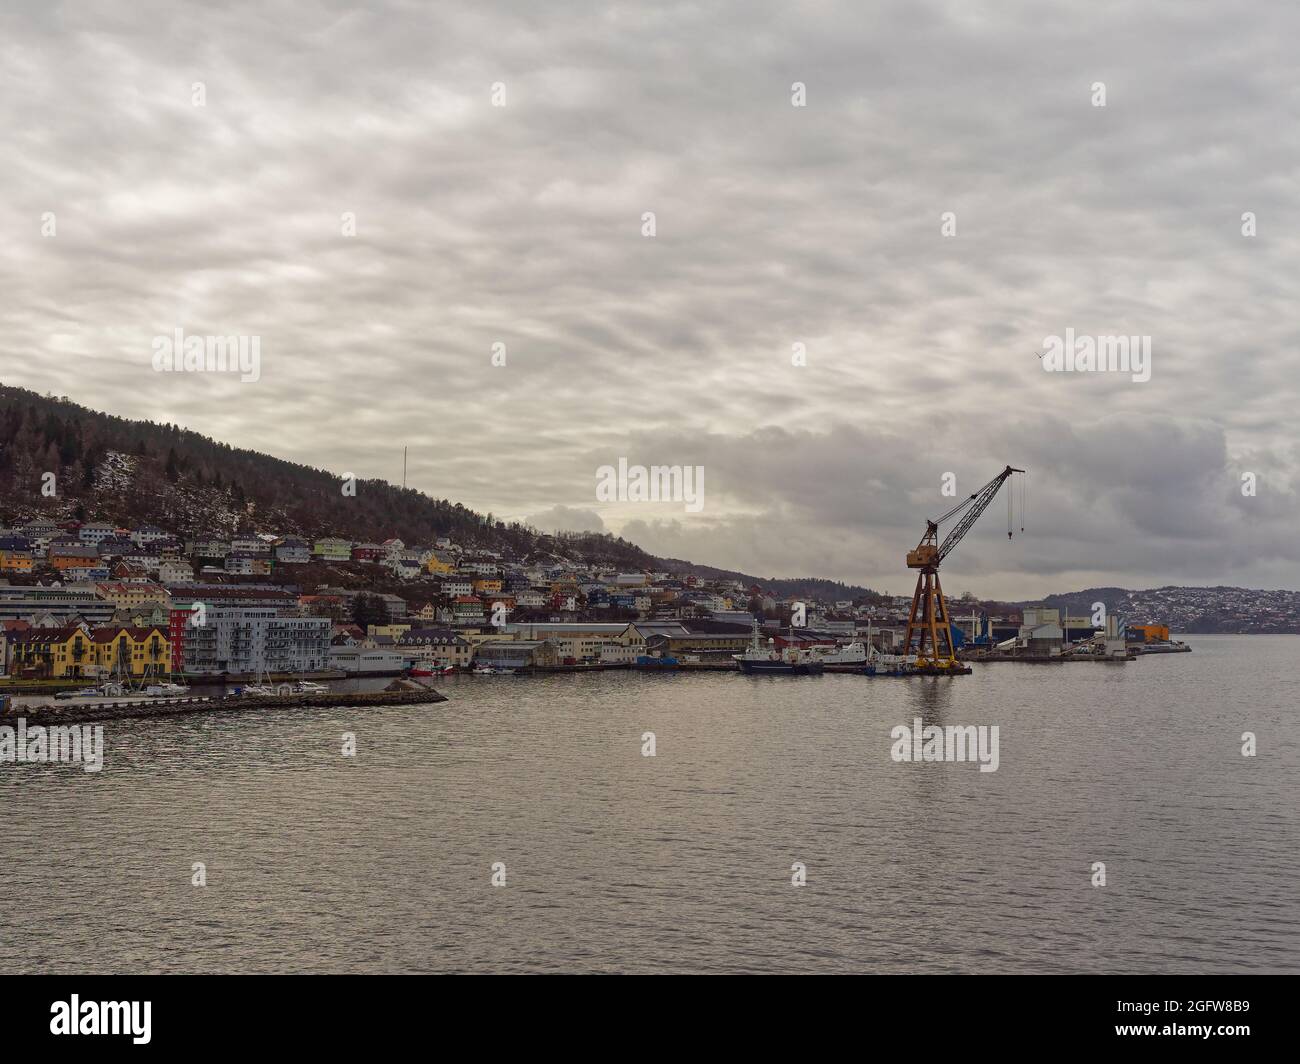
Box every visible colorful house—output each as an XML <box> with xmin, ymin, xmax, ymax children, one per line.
<box><xmin>49</xmin><ymin>544</ymin><xmax>101</xmax><ymax>571</ymax></box>
<box><xmin>0</xmin><ymin>549</ymin><xmax>34</xmax><ymax>573</ymax></box>
<box><xmin>312</xmin><ymin>537</ymin><xmax>353</xmax><ymax>562</ymax></box>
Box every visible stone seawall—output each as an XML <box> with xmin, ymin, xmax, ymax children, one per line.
<box><xmin>2</xmin><ymin>688</ymin><xmax>448</xmax><ymax>727</ymax></box>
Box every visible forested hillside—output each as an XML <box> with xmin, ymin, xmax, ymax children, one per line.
<box><xmin>0</xmin><ymin>384</ymin><xmax>651</xmax><ymax>567</ymax></box>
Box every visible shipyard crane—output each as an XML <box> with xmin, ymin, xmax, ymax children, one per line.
<box><xmin>903</xmin><ymin>464</ymin><xmax>1024</xmax><ymax>671</ymax></box>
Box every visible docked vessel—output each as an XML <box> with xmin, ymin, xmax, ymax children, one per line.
<box><xmin>861</xmin><ymin>654</ymin><xmax>914</xmax><ymax>676</ymax></box>
<box><xmin>811</xmin><ymin>641</ymin><xmax>869</xmax><ymax>666</ymax></box>
<box><xmin>734</xmin><ymin>622</ymin><xmax>824</xmax><ymax>675</ymax></box>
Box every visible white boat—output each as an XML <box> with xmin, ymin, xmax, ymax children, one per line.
<box><xmin>146</xmin><ymin>682</ymin><xmax>190</xmax><ymax>697</ymax></box>
<box><xmin>56</xmin><ymin>686</ymin><xmax>102</xmax><ymax>700</ymax></box>
<box><xmin>472</xmin><ymin>664</ymin><xmax>514</xmax><ymax>675</ymax></box>
<box><xmin>295</xmin><ymin>680</ymin><xmax>330</xmax><ymax>693</ymax></box>
<box><xmin>242</xmin><ymin>684</ymin><xmax>277</xmax><ymax>696</ymax></box>
<box><xmin>811</xmin><ymin>641</ymin><xmax>869</xmax><ymax>665</ymax></box>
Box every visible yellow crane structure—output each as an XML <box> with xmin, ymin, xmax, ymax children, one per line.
<box><xmin>903</xmin><ymin>465</ymin><xmax>1023</xmax><ymax>671</ymax></box>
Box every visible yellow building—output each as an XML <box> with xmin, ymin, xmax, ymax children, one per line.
<box><xmin>92</xmin><ymin>626</ymin><xmax>172</xmax><ymax>678</ymax></box>
<box><xmin>0</xmin><ymin>549</ymin><xmax>34</xmax><ymax>573</ymax></box>
<box><xmin>472</xmin><ymin>577</ymin><xmax>503</xmax><ymax>594</ymax></box>
<box><xmin>423</xmin><ymin>551</ymin><xmax>456</xmax><ymax>575</ymax></box>
<box><xmin>95</xmin><ymin>581</ymin><xmax>171</xmax><ymax>612</ymax></box>
<box><xmin>9</xmin><ymin>625</ymin><xmax>170</xmax><ymax>679</ymax></box>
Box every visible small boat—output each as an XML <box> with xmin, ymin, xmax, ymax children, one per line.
<box><xmin>409</xmin><ymin>665</ymin><xmax>454</xmax><ymax>677</ymax></box>
<box><xmin>146</xmin><ymin>682</ymin><xmax>190</xmax><ymax>697</ymax></box>
<box><xmin>861</xmin><ymin>657</ymin><xmax>913</xmax><ymax>676</ymax></box>
<box><xmin>472</xmin><ymin>664</ymin><xmax>514</xmax><ymax>675</ymax></box>
<box><xmin>242</xmin><ymin>684</ymin><xmax>276</xmax><ymax>696</ymax></box>
<box><xmin>295</xmin><ymin>680</ymin><xmax>329</xmax><ymax>693</ymax></box>
<box><xmin>56</xmin><ymin>686</ymin><xmax>102</xmax><ymax>700</ymax></box>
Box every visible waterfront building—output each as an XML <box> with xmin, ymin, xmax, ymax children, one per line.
<box><xmin>473</xmin><ymin>639</ymin><xmax>559</xmax><ymax>670</ymax></box>
<box><xmin>497</xmin><ymin>621</ymin><xmax>645</xmax><ymax>661</ymax></box>
<box><xmin>167</xmin><ymin>606</ymin><xmax>330</xmax><ymax>675</ymax></box>
<box><xmin>7</xmin><ymin>624</ymin><xmax>170</xmax><ymax>679</ymax></box>
<box><xmin>398</xmin><ymin>628</ymin><xmax>472</xmax><ymax>668</ymax></box>
<box><xmin>327</xmin><ymin>645</ymin><xmax>408</xmax><ymax>673</ymax></box>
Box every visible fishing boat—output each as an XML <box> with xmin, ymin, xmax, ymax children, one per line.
<box><xmin>733</xmin><ymin>621</ymin><xmax>824</xmax><ymax>675</ymax></box>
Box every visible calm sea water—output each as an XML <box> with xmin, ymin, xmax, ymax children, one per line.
<box><xmin>2</xmin><ymin>634</ymin><xmax>1297</xmax><ymax>973</ymax></box>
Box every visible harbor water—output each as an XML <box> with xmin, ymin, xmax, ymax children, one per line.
<box><xmin>1</xmin><ymin>635</ymin><xmax>1296</xmax><ymax>973</ymax></box>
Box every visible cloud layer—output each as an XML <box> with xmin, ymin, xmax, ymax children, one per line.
<box><xmin>2</xmin><ymin>0</ymin><xmax>1296</xmax><ymax>596</ymax></box>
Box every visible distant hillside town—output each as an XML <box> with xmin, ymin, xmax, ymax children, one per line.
<box><xmin>0</xmin><ymin>514</ymin><xmax>1293</xmax><ymax>682</ymax></box>
<box><xmin>0</xmin><ymin>516</ymin><xmax>895</xmax><ymax>680</ymax></box>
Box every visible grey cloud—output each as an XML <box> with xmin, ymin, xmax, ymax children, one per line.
<box><xmin>525</xmin><ymin>505</ymin><xmax>606</xmax><ymax>535</ymax></box>
<box><xmin>1</xmin><ymin>0</ymin><xmax>1297</xmax><ymax>596</ymax></box>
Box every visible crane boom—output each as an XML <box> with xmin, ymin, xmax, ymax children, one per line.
<box><xmin>937</xmin><ymin>465</ymin><xmax>1023</xmax><ymax>562</ymax></box>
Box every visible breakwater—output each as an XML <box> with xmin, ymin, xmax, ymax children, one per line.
<box><xmin>3</xmin><ymin>688</ymin><xmax>448</xmax><ymax>727</ymax></box>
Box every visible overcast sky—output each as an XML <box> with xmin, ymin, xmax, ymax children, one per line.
<box><xmin>2</xmin><ymin>0</ymin><xmax>1296</xmax><ymax>597</ymax></box>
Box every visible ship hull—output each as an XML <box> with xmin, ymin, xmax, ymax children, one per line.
<box><xmin>738</xmin><ymin>659</ymin><xmax>825</xmax><ymax>675</ymax></box>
